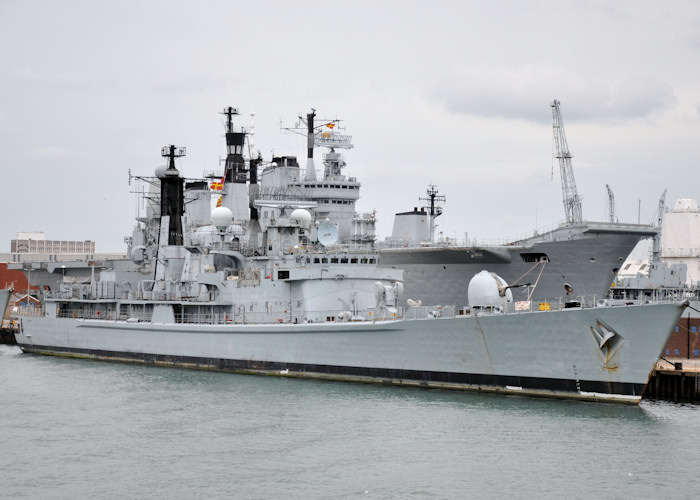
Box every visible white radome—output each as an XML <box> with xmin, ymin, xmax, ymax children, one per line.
<box><xmin>211</xmin><ymin>206</ymin><xmax>233</xmax><ymax>230</ymax></box>
<box><xmin>290</xmin><ymin>208</ymin><xmax>312</xmax><ymax>229</ymax></box>
<box><xmin>154</xmin><ymin>164</ymin><xmax>167</xmax><ymax>178</ymax></box>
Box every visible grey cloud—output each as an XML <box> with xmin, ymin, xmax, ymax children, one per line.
<box><xmin>434</xmin><ymin>68</ymin><xmax>676</xmax><ymax>124</ymax></box>
<box><xmin>599</xmin><ymin>78</ymin><xmax>677</xmax><ymax>122</ymax></box>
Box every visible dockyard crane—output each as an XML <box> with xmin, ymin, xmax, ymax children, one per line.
<box><xmin>551</xmin><ymin>100</ymin><xmax>583</xmax><ymax>224</ymax></box>
<box><xmin>652</xmin><ymin>189</ymin><xmax>667</xmax><ymax>263</ymax></box>
<box><xmin>606</xmin><ymin>184</ymin><xmax>617</xmax><ymax>223</ymax></box>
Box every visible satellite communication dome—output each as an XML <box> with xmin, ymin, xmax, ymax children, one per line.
<box><xmin>317</xmin><ymin>221</ymin><xmax>339</xmax><ymax>246</ymax></box>
<box><xmin>290</xmin><ymin>208</ymin><xmax>312</xmax><ymax>229</ymax></box>
<box><xmin>154</xmin><ymin>164</ymin><xmax>167</xmax><ymax>178</ymax></box>
<box><xmin>211</xmin><ymin>206</ymin><xmax>233</xmax><ymax>230</ymax></box>
<box><xmin>467</xmin><ymin>270</ymin><xmax>513</xmax><ymax>308</ymax></box>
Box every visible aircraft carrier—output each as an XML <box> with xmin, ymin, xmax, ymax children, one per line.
<box><xmin>379</xmin><ymin>100</ymin><xmax>657</xmax><ymax>307</ymax></box>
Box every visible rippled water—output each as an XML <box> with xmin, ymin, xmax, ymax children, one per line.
<box><xmin>1</xmin><ymin>344</ymin><xmax>699</xmax><ymax>499</ymax></box>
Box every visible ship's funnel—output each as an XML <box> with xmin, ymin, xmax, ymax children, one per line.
<box><xmin>304</xmin><ymin>157</ymin><xmax>317</xmax><ymax>181</ymax></box>
<box><xmin>159</xmin><ymin>145</ymin><xmax>186</xmax><ymax>246</ymax></box>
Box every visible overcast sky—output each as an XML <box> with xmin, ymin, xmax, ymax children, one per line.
<box><xmin>2</xmin><ymin>0</ymin><xmax>699</xmax><ymax>252</ymax></box>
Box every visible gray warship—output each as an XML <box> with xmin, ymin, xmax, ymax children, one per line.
<box><xmin>13</xmin><ymin>106</ymin><xmax>687</xmax><ymax>404</ymax></box>
<box><xmin>380</xmin><ymin>184</ymin><xmax>656</xmax><ymax>308</ymax></box>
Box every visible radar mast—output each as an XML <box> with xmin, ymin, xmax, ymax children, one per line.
<box><xmin>420</xmin><ymin>184</ymin><xmax>445</xmax><ymax>243</ymax></box>
<box><xmin>282</xmin><ymin>110</ymin><xmax>353</xmax><ymax>181</ymax></box>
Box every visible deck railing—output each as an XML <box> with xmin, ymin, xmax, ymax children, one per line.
<box><xmin>12</xmin><ymin>294</ymin><xmax>689</xmax><ymax>325</ymax></box>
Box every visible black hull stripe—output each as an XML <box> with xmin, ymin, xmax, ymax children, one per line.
<box><xmin>19</xmin><ymin>343</ymin><xmax>646</xmax><ymax>402</ymax></box>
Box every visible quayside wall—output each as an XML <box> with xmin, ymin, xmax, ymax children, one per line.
<box><xmin>645</xmin><ymin>360</ymin><xmax>700</xmax><ymax>402</ymax></box>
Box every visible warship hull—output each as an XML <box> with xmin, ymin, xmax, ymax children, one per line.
<box><xmin>16</xmin><ymin>301</ymin><xmax>684</xmax><ymax>404</ymax></box>
<box><xmin>380</xmin><ymin>222</ymin><xmax>657</xmax><ymax>307</ymax></box>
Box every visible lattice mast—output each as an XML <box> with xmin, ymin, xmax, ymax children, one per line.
<box><xmin>551</xmin><ymin>100</ymin><xmax>582</xmax><ymax>224</ymax></box>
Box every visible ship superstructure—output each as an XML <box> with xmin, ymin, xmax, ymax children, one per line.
<box><xmin>274</xmin><ymin>109</ymin><xmax>373</xmax><ymax>245</ymax></box>
<box><xmin>103</xmin><ymin>108</ymin><xmax>403</xmax><ymax>326</ymax></box>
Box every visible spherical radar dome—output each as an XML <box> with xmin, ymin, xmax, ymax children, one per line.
<box><xmin>154</xmin><ymin>164</ymin><xmax>167</xmax><ymax>179</ymax></box>
<box><xmin>290</xmin><ymin>208</ymin><xmax>312</xmax><ymax>229</ymax></box>
<box><xmin>211</xmin><ymin>206</ymin><xmax>233</xmax><ymax>230</ymax></box>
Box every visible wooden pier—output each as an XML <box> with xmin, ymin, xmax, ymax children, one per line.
<box><xmin>644</xmin><ymin>359</ymin><xmax>700</xmax><ymax>402</ymax></box>
<box><xmin>0</xmin><ymin>327</ymin><xmax>17</xmax><ymax>345</ymax></box>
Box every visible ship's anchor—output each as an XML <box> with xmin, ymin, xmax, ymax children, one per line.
<box><xmin>590</xmin><ymin>318</ymin><xmax>617</xmax><ymax>349</ymax></box>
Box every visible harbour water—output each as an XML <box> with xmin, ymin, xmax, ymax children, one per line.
<box><xmin>2</xmin><ymin>344</ymin><xmax>699</xmax><ymax>499</ymax></box>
